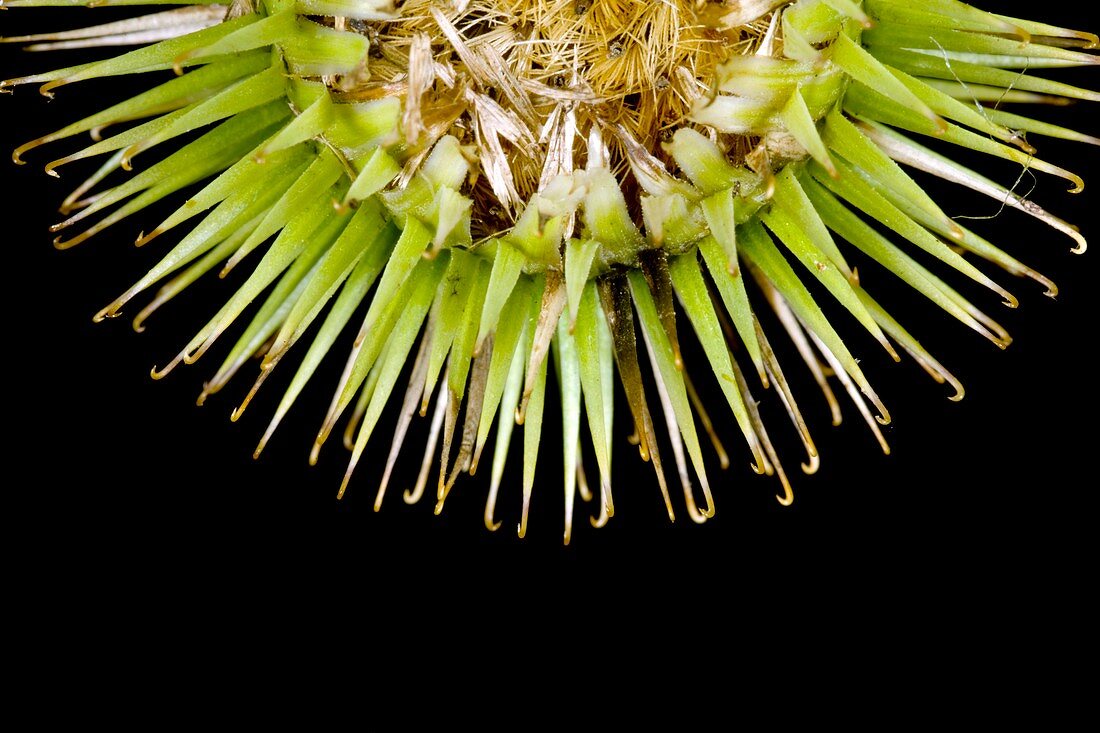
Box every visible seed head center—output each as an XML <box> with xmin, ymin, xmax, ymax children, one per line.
<box><xmin>352</xmin><ymin>1</ymin><xmax>766</xmax><ymax>230</ymax></box>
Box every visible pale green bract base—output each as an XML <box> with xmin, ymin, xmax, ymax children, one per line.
<box><xmin>2</xmin><ymin>0</ymin><xmax>1096</xmax><ymax>542</ymax></box>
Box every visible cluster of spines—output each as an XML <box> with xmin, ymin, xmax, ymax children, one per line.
<box><xmin>1</xmin><ymin>0</ymin><xmax>1095</xmax><ymax>541</ymax></box>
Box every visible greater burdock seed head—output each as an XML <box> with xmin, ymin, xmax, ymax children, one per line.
<box><xmin>2</xmin><ymin>0</ymin><xmax>1096</xmax><ymax>542</ymax></box>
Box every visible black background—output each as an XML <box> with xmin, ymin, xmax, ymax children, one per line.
<box><xmin>1</xmin><ymin>1</ymin><xmax>1095</xmax><ymax>585</ymax></box>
